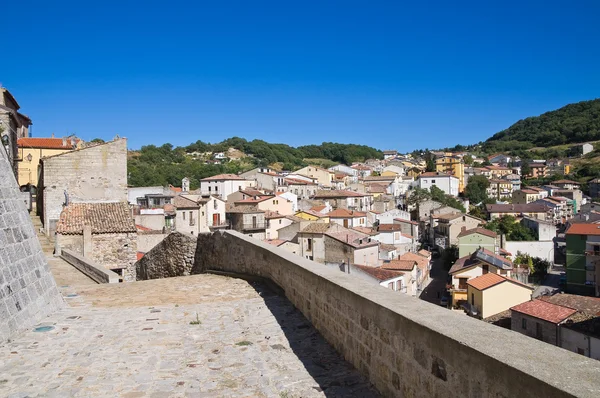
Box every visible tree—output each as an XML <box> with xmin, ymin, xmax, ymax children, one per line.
<box><xmin>429</xmin><ymin>185</ymin><xmax>466</xmax><ymax>212</ymax></box>
<box><xmin>90</xmin><ymin>138</ymin><xmax>105</xmax><ymax>143</ymax></box>
<box><xmin>406</xmin><ymin>187</ymin><xmax>431</xmax><ymax>216</ymax></box>
<box><xmin>464</xmin><ymin>175</ymin><xmax>490</xmax><ymax>204</ymax></box>
<box><xmin>520</xmin><ymin>161</ymin><xmax>531</xmax><ymax>178</ymax></box>
<box><xmin>484</xmin><ymin>216</ymin><xmax>536</xmax><ymax>241</ymax></box>
<box><xmin>463</xmin><ymin>154</ymin><xmax>473</xmax><ymax>166</ymax></box>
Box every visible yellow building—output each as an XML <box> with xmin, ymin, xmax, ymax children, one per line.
<box><xmin>381</xmin><ymin>170</ymin><xmax>398</xmax><ymax>177</ymax></box>
<box><xmin>466</xmin><ymin>273</ymin><xmax>533</xmax><ymax>319</ymax></box>
<box><xmin>17</xmin><ymin>137</ymin><xmax>81</xmax><ymax>188</ymax></box>
<box><xmin>294</xmin><ymin>210</ymin><xmax>330</xmax><ymax>222</ymax></box>
<box><xmin>435</xmin><ymin>156</ymin><xmax>465</xmax><ymax>192</ymax></box>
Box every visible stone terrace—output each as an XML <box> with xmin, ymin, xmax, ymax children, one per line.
<box><xmin>0</xmin><ymin>274</ymin><xmax>378</xmax><ymax>397</ymax></box>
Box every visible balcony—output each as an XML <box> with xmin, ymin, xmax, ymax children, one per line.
<box><xmin>209</xmin><ymin>221</ymin><xmax>230</xmax><ymax>230</ymax></box>
<box><xmin>242</xmin><ymin>222</ymin><xmax>267</xmax><ymax>231</ymax></box>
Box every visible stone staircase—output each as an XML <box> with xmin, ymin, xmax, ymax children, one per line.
<box><xmin>30</xmin><ymin>213</ymin><xmax>55</xmax><ymax>254</ymax></box>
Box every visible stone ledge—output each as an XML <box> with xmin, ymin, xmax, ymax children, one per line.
<box><xmin>195</xmin><ymin>230</ymin><xmax>600</xmax><ymax>397</ymax></box>
<box><xmin>61</xmin><ymin>249</ymin><xmax>119</xmax><ymax>284</ymax></box>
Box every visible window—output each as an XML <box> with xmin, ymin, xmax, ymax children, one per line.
<box><xmin>214</xmin><ymin>200</ymin><xmax>218</xmax><ymax>210</ymax></box>
<box><xmin>189</xmin><ymin>211</ymin><xmax>193</xmax><ymax>226</ymax></box>
<box><xmin>279</xmin><ymin>219</ymin><xmax>282</xmax><ymax>224</ymax></box>
<box><xmin>208</xmin><ymin>187</ymin><xmax>211</xmax><ymax>192</ymax></box>
<box><xmin>183</xmin><ymin>212</ymin><xmax>186</xmax><ymax>220</ymax></box>
<box><xmin>536</xmin><ymin>322</ymin><xmax>543</xmax><ymax>339</ymax></box>
<box><xmin>471</xmin><ymin>293</ymin><xmax>475</xmax><ymax>305</ymax></box>
<box><xmin>431</xmin><ymin>179</ymin><xmax>436</xmax><ymax>184</ymax></box>
<box><xmin>215</xmin><ymin>186</ymin><xmax>218</xmax><ymax>192</ymax></box>
<box><xmin>307</xmin><ymin>238</ymin><xmax>312</xmax><ymax>251</ymax></box>
<box><xmin>522</xmin><ymin>318</ymin><xmax>527</xmax><ymax>330</ymax></box>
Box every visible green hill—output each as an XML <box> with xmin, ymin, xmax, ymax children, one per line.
<box><xmin>127</xmin><ymin>138</ymin><xmax>382</xmax><ymax>188</ymax></box>
<box><xmin>483</xmin><ymin>99</ymin><xmax>600</xmax><ymax>153</ymax></box>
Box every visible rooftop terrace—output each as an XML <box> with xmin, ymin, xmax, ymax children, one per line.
<box><xmin>0</xmin><ymin>274</ymin><xmax>377</xmax><ymax>397</ymax></box>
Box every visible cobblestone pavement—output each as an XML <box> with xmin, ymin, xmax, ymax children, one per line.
<box><xmin>0</xmin><ymin>275</ymin><xmax>379</xmax><ymax>397</ymax></box>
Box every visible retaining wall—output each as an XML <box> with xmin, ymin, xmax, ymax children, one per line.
<box><xmin>194</xmin><ymin>230</ymin><xmax>600</xmax><ymax>397</ymax></box>
<box><xmin>61</xmin><ymin>249</ymin><xmax>118</xmax><ymax>284</ymax></box>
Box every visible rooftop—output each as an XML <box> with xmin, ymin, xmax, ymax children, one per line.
<box><xmin>56</xmin><ymin>202</ymin><xmax>136</xmax><ymax>235</ymax></box>
<box><xmin>313</xmin><ymin>190</ymin><xmax>365</xmax><ymax>198</ymax></box>
<box><xmin>353</xmin><ymin>264</ymin><xmax>403</xmax><ymax>281</ymax></box>
<box><xmin>565</xmin><ymin>223</ymin><xmax>600</xmax><ymax>236</ymax></box>
<box><xmin>511</xmin><ymin>299</ymin><xmax>578</xmax><ymax>324</ymax></box>
<box><xmin>0</xmin><ymin>274</ymin><xmax>377</xmax><ymax>397</ymax></box>
<box><xmin>457</xmin><ymin>227</ymin><xmax>497</xmax><ymax>239</ymax></box>
<box><xmin>327</xmin><ymin>208</ymin><xmax>367</xmax><ymax>218</ymax></box>
<box><xmin>381</xmin><ymin>259</ymin><xmax>417</xmax><ymax>271</ymax></box>
<box><xmin>17</xmin><ymin>137</ymin><xmax>79</xmax><ymax>150</ymax></box>
<box><xmin>325</xmin><ymin>231</ymin><xmax>378</xmax><ymax>248</ymax></box>
<box><xmin>467</xmin><ymin>273</ymin><xmax>532</xmax><ymax>291</ymax></box>
<box><xmin>200</xmin><ymin>173</ymin><xmax>246</xmax><ymax>181</ymax></box>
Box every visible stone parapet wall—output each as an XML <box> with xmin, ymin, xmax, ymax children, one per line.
<box><xmin>194</xmin><ymin>230</ymin><xmax>600</xmax><ymax>397</ymax></box>
<box><xmin>135</xmin><ymin>232</ymin><xmax>197</xmax><ymax>280</ymax></box>
<box><xmin>61</xmin><ymin>249</ymin><xmax>119</xmax><ymax>284</ymax></box>
<box><xmin>0</xmin><ymin>147</ymin><xmax>64</xmax><ymax>343</ymax></box>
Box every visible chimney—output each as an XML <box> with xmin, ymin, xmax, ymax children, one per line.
<box><xmin>51</xmin><ymin>133</ymin><xmax>55</xmax><ymax>138</ymax></box>
<box><xmin>62</xmin><ymin>137</ymin><xmax>67</xmax><ymax>146</ymax></box>
<box><xmin>461</xmin><ymin>226</ymin><xmax>466</xmax><ymax>232</ymax></box>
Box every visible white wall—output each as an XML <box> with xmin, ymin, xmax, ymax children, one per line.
<box><xmin>505</xmin><ymin>240</ymin><xmax>554</xmax><ymax>263</ymax></box>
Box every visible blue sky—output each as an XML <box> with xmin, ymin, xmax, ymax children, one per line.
<box><xmin>2</xmin><ymin>1</ymin><xmax>599</xmax><ymax>152</ymax></box>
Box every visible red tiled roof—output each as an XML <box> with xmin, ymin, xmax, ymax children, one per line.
<box><xmin>18</xmin><ymin>137</ymin><xmax>79</xmax><ymax>149</ymax></box>
<box><xmin>418</xmin><ymin>249</ymin><xmax>431</xmax><ymax>257</ymax></box>
<box><xmin>200</xmin><ymin>173</ymin><xmax>246</xmax><ymax>181</ymax></box>
<box><xmin>263</xmin><ymin>239</ymin><xmax>286</xmax><ymax>247</ymax></box>
<box><xmin>353</xmin><ymin>264</ymin><xmax>404</xmax><ymax>281</ymax></box>
<box><xmin>399</xmin><ymin>252</ymin><xmax>429</xmax><ymax>271</ymax></box>
<box><xmin>467</xmin><ymin>273</ymin><xmax>532</xmax><ymax>291</ymax></box>
<box><xmin>382</xmin><ymin>260</ymin><xmax>417</xmax><ymax>271</ymax></box>
<box><xmin>566</xmin><ymin>223</ymin><xmax>600</xmax><ymax>236</ymax></box>
<box><xmin>136</xmin><ymin>252</ymin><xmax>145</xmax><ymax>261</ymax></box>
<box><xmin>511</xmin><ymin>300</ymin><xmax>577</xmax><ymax>324</ymax></box>
<box><xmin>377</xmin><ymin>223</ymin><xmax>402</xmax><ymax>232</ymax></box>
<box><xmin>135</xmin><ymin>224</ymin><xmax>152</xmax><ymax>232</ymax></box>
<box><xmin>326</xmin><ymin>209</ymin><xmax>366</xmax><ymax>218</ymax></box>
<box><xmin>285</xmin><ymin>177</ymin><xmax>317</xmax><ymax>186</ymax></box>
<box><xmin>418</xmin><ymin>172</ymin><xmax>453</xmax><ymax>178</ymax></box>
<box><xmin>56</xmin><ymin>202</ymin><xmax>136</xmax><ymax>235</ymax></box>
<box><xmin>394</xmin><ymin>218</ymin><xmax>418</xmax><ymax>225</ymax></box>
<box><xmin>457</xmin><ymin>227</ymin><xmax>497</xmax><ymax>239</ymax></box>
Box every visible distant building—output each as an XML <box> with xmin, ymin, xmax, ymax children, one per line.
<box><xmin>435</xmin><ymin>156</ymin><xmax>465</xmax><ymax>193</ymax></box>
<box><xmin>383</xmin><ymin>150</ymin><xmax>398</xmax><ymax>160</ymax></box>
<box><xmin>417</xmin><ymin>172</ymin><xmax>459</xmax><ymax>197</ymax></box>
<box><xmin>0</xmin><ymin>87</ymin><xmax>32</xmax><ymax>177</ymax></box>
<box><xmin>199</xmin><ymin>174</ymin><xmax>253</xmax><ymax>199</ymax></box>
<box><xmin>565</xmin><ymin>223</ymin><xmax>600</xmax><ymax>296</ymax></box>
<box><xmin>466</xmin><ymin>273</ymin><xmax>533</xmax><ymax>319</ymax></box>
<box><xmin>173</xmin><ymin>194</ymin><xmax>227</xmax><ymax>235</ymax></box>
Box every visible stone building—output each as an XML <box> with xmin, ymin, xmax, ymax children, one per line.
<box><xmin>37</xmin><ymin>138</ymin><xmax>128</xmax><ymax>235</ymax></box>
<box><xmin>173</xmin><ymin>194</ymin><xmax>227</xmax><ymax>235</ymax></box>
<box><xmin>226</xmin><ymin>204</ymin><xmax>267</xmax><ymax>240</ymax></box>
<box><xmin>55</xmin><ymin>202</ymin><xmax>138</xmax><ymax>281</ymax></box>
<box><xmin>0</xmin><ymin>87</ymin><xmax>32</xmax><ymax>177</ymax></box>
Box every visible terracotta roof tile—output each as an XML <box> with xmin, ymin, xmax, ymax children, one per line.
<box><xmin>300</xmin><ymin>223</ymin><xmax>334</xmax><ymax>234</ymax></box>
<box><xmin>511</xmin><ymin>300</ymin><xmax>577</xmax><ymax>324</ymax></box>
<box><xmin>399</xmin><ymin>252</ymin><xmax>429</xmax><ymax>271</ymax></box>
<box><xmin>457</xmin><ymin>227</ymin><xmax>497</xmax><ymax>239</ymax></box>
<box><xmin>56</xmin><ymin>202</ymin><xmax>136</xmax><ymax>235</ymax></box>
<box><xmin>467</xmin><ymin>273</ymin><xmax>532</xmax><ymax>291</ymax></box>
<box><xmin>381</xmin><ymin>260</ymin><xmax>417</xmax><ymax>271</ymax></box>
<box><xmin>377</xmin><ymin>224</ymin><xmax>402</xmax><ymax>232</ymax></box>
<box><xmin>327</xmin><ymin>209</ymin><xmax>366</xmax><ymax>218</ymax></box>
<box><xmin>18</xmin><ymin>137</ymin><xmax>79</xmax><ymax>150</ymax></box>
<box><xmin>353</xmin><ymin>264</ymin><xmax>404</xmax><ymax>281</ymax></box>
<box><xmin>200</xmin><ymin>173</ymin><xmax>246</xmax><ymax>181</ymax></box>
<box><xmin>566</xmin><ymin>223</ymin><xmax>600</xmax><ymax>236</ymax></box>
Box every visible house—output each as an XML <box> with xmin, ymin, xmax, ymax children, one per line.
<box><xmin>464</xmin><ymin>273</ymin><xmax>533</xmax><ymax>319</ymax></box>
<box><xmin>487</xmin><ymin>154</ymin><xmax>511</xmax><ymax>165</ymax></box>
<box><xmin>313</xmin><ymin>190</ymin><xmax>372</xmax><ymax>212</ymax></box>
<box><xmin>457</xmin><ymin>227</ymin><xmax>498</xmax><ymax>258</ymax></box>
<box><xmin>199</xmin><ymin>174</ymin><xmax>254</xmax><ymax>199</ymax></box>
<box><xmin>324</xmin><ymin>230</ymin><xmax>380</xmax><ymax>266</ymax></box>
<box><xmin>173</xmin><ymin>194</ymin><xmax>227</xmax><ymax>235</ymax></box>
<box><xmin>448</xmin><ymin>248</ymin><xmax>514</xmax><ymax>308</ymax></box>
<box><xmin>351</xmin><ymin>264</ymin><xmax>406</xmax><ymax>293</ymax></box>
<box><xmin>433</xmin><ymin>212</ymin><xmax>483</xmax><ymax>248</ymax></box>
<box><xmin>513</xmin><ymin>189</ymin><xmax>545</xmax><ymax>204</ymax></box>
<box><xmin>484</xmin><ymin>165</ymin><xmax>513</xmax><ymax>179</ymax></box>
<box><xmin>525</xmin><ymin>163</ymin><xmax>548</xmax><ymax>179</ymax></box>
<box><xmin>226</xmin><ymin>188</ymin><xmax>268</xmax><ymax>203</ymax></box>
<box><xmin>373</xmin><ymin>208</ymin><xmax>411</xmax><ymax>225</ymax></box>
<box><xmin>373</xmin><ymin>224</ymin><xmax>414</xmax><ymax>253</ymax></box>
<box><xmin>565</xmin><ymin>223</ymin><xmax>600</xmax><ymax>296</ymax></box>
<box><xmin>277</xmin><ymin>191</ymin><xmax>298</xmax><ymax>212</ymax></box>
<box><xmin>293</xmin><ymin>166</ymin><xmax>334</xmax><ymax>187</ymax></box>
<box><xmin>37</xmin><ymin>138</ymin><xmax>128</xmax><ymax>236</ymax></box>
<box><xmin>264</xmin><ymin>212</ymin><xmax>300</xmax><ymax>240</ymax></box>
<box><xmin>241</xmin><ymin>171</ymin><xmax>282</xmax><ymax>191</ymax></box>
<box><xmin>351</xmin><ymin>164</ymin><xmax>374</xmax><ymax>178</ymax></box>
<box><xmin>417</xmin><ymin>172</ymin><xmax>459</xmax><ymax>197</ymax></box>
<box><xmin>382</xmin><ymin>164</ymin><xmax>405</xmax><ymax>176</ymax></box>
<box><xmin>328</xmin><ymin>164</ymin><xmax>358</xmax><ymax>177</ymax></box>
<box><xmin>553</xmin><ymin>179</ymin><xmax>581</xmax><ymax>191</ymax></box>
<box><xmin>234</xmin><ymin>195</ymin><xmax>294</xmax><ymax>216</ymax></box>
<box><xmin>294</xmin><ymin>209</ymin><xmax>330</xmax><ymax>222</ymax></box>
<box><xmin>263</xmin><ymin>238</ymin><xmax>300</xmax><ymax>256</ymax></box>
<box><xmin>383</xmin><ymin>150</ymin><xmax>398</xmax><ymax>159</ymax></box>
<box><xmin>435</xmin><ymin>155</ymin><xmax>465</xmax><ymax>193</ymax></box>
<box><xmin>297</xmin><ymin>222</ymin><xmax>341</xmax><ymax>262</ymax></box>
<box><xmin>327</xmin><ymin>208</ymin><xmax>367</xmax><ymax>228</ymax></box>
<box><xmin>280</xmin><ymin>177</ymin><xmax>318</xmax><ymax>199</ymax></box>
<box><xmin>399</xmin><ymin>251</ymin><xmax>431</xmax><ymax>291</ymax></box>
<box><xmin>485</xmin><ymin>203</ymin><xmax>550</xmax><ymax>221</ymax></box>
<box><xmin>393</xmin><ymin>218</ymin><xmax>419</xmax><ymax>240</ymax></box>
<box><xmin>16</xmin><ymin>137</ymin><xmax>81</xmax><ymax>189</ymax></box>
<box><xmin>379</xmin><ymin>243</ymin><xmax>399</xmax><ymax>261</ymax></box>
<box><xmin>511</xmin><ymin>299</ymin><xmax>578</xmax><ymax>346</ymax></box>
<box><xmin>55</xmin><ymin>202</ymin><xmax>137</xmax><ymax>281</ymax></box>
<box><xmin>225</xmin><ymin>205</ymin><xmax>267</xmax><ymax>240</ymax></box>
<box><xmin>381</xmin><ymin>259</ymin><xmax>419</xmax><ymax>296</ymax></box>
<box><xmin>0</xmin><ymin>87</ymin><xmax>32</xmax><ymax>177</ymax></box>
<box><xmin>487</xmin><ymin>179</ymin><xmax>513</xmax><ymax>200</ymax></box>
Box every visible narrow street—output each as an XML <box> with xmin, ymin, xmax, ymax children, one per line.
<box><xmin>419</xmin><ymin>256</ymin><xmax>448</xmax><ymax>306</ymax></box>
<box><xmin>533</xmin><ymin>264</ymin><xmax>565</xmax><ymax>298</ymax></box>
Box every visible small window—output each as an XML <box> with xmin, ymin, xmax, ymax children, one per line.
<box><xmin>522</xmin><ymin>318</ymin><xmax>527</xmax><ymax>330</ymax></box>
<box><xmin>279</xmin><ymin>219</ymin><xmax>282</xmax><ymax>224</ymax></box>
<box><xmin>183</xmin><ymin>212</ymin><xmax>186</xmax><ymax>220</ymax></box>
<box><xmin>471</xmin><ymin>293</ymin><xmax>475</xmax><ymax>305</ymax></box>
<box><xmin>214</xmin><ymin>200</ymin><xmax>218</xmax><ymax>210</ymax></box>
<box><xmin>307</xmin><ymin>238</ymin><xmax>312</xmax><ymax>251</ymax></box>
<box><xmin>431</xmin><ymin>179</ymin><xmax>436</xmax><ymax>184</ymax></box>
<box><xmin>215</xmin><ymin>186</ymin><xmax>218</xmax><ymax>191</ymax></box>
<box><xmin>208</xmin><ymin>187</ymin><xmax>211</xmax><ymax>192</ymax></box>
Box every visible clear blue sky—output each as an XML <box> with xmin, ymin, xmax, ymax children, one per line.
<box><xmin>2</xmin><ymin>1</ymin><xmax>599</xmax><ymax>152</ymax></box>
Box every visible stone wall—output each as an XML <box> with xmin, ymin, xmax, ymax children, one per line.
<box><xmin>90</xmin><ymin>232</ymin><xmax>137</xmax><ymax>282</ymax></box>
<box><xmin>61</xmin><ymin>249</ymin><xmax>119</xmax><ymax>284</ymax></box>
<box><xmin>135</xmin><ymin>232</ymin><xmax>197</xmax><ymax>280</ymax></box>
<box><xmin>193</xmin><ymin>230</ymin><xmax>600</xmax><ymax>397</ymax></box>
<box><xmin>137</xmin><ymin>231</ymin><xmax>168</xmax><ymax>253</ymax></box>
<box><xmin>0</xmin><ymin>146</ymin><xmax>64</xmax><ymax>343</ymax></box>
<box><xmin>38</xmin><ymin>138</ymin><xmax>128</xmax><ymax>235</ymax></box>
<box><xmin>56</xmin><ymin>231</ymin><xmax>138</xmax><ymax>282</ymax></box>
<box><xmin>511</xmin><ymin>312</ymin><xmax>559</xmax><ymax>345</ymax></box>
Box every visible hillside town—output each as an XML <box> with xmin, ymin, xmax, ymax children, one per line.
<box><xmin>3</xmin><ymin>85</ymin><xmax>600</xmax><ymax>362</ymax></box>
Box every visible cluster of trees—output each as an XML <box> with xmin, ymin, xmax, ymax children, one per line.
<box><xmin>406</xmin><ymin>186</ymin><xmax>466</xmax><ymax>214</ymax></box>
<box><xmin>514</xmin><ymin>251</ymin><xmax>550</xmax><ymax>279</ymax></box>
<box><xmin>127</xmin><ymin>138</ymin><xmax>383</xmax><ymax>187</ymax></box>
<box><xmin>485</xmin><ymin>99</ymin><xmax>600</xmax><ymax>149</ymax></box>
<box><xmin>184</xmin><ymin>137</ymin><xmax>382</xmax><ymax>170</ymax></box>
<box><xmin>483</xmin><ymin>216</ymin><xmax>536</xmax><ymax>241</ymax></box>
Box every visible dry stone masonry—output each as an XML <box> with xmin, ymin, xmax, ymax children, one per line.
<box><xmin>135</xmin><ymin>232</ymin><xmax>197</xmax><ymax>280</ymax></box>
<box><xmin>0</xmin><ymin>147</ymin><xmax>64</xmax><ymax>343</ymax></box>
